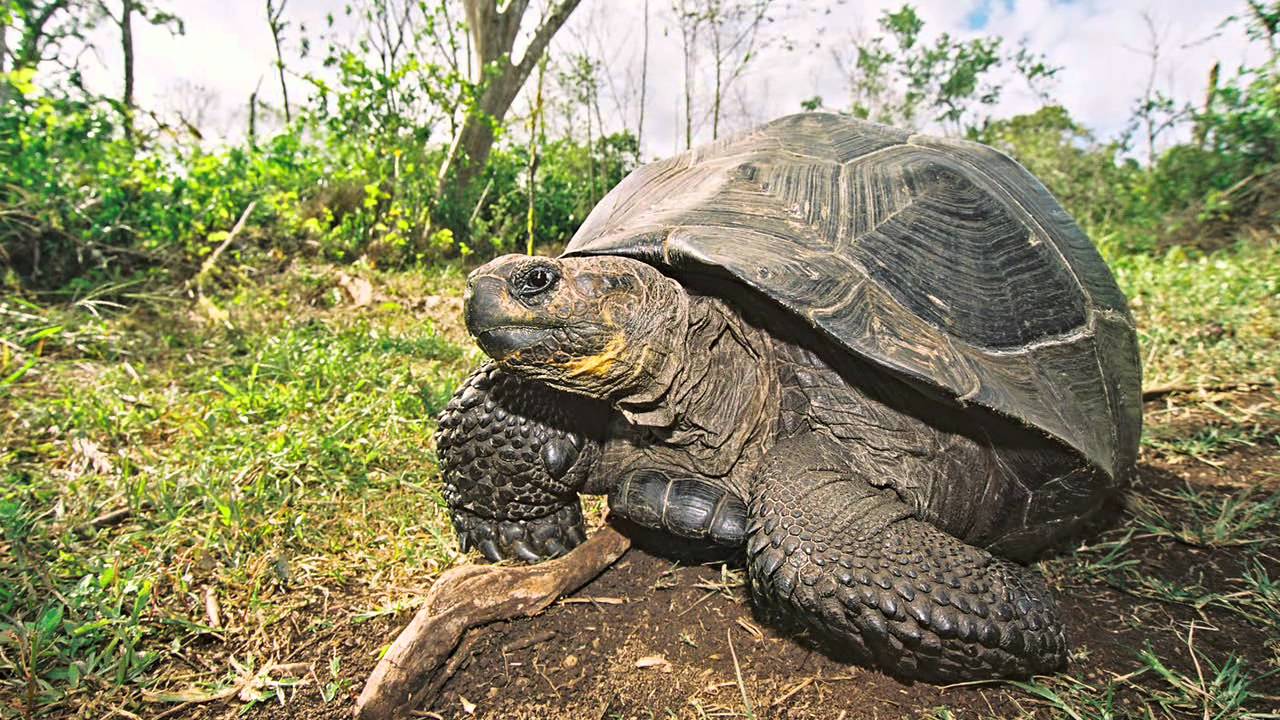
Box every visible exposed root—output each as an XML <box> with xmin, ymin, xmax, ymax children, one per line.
<box><xmin>354</xmin><ymin>524</ymin><xmax>631</xmax><ymax>720</ymax></box>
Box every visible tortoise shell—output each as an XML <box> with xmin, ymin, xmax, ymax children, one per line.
<box><xmin>563</xmin><ymin>112</ymin><xmax>1142</xmax><ymax>481</ymax></box>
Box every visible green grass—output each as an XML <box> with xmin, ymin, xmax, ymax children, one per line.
<box><xmin>1</xmin><ymin>238</ymin><xmax>1278</xmax><ymax>717</ymax></box>
<box><xmin>1</xmin><ymin>264</ymin><xmax>476</xmax><ymax>716</ymax></box>
<box><xmin>1113</xmin><ymin>237</ymin><xmax>1280</xmax><ymax>391</ymax></box>
<box><xmin>1009</xmin><ymin>625</ymin><xmax>1276</xmax><ymax>720</ymax></box>
<box><xmin>1129</xmin><ymin>486</ymin><xmax>1280</xmax><ymax>548</ymax></box>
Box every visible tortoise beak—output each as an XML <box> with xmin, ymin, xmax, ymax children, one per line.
<box><xmin>464</xmin><ymin>264</ymin><xmax>552</xmax><ymax>360</ymax></box>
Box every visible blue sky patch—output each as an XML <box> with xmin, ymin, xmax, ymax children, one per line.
<box><xmin>966</xmin><ymin>0</ymin><xmax>1019</xmax><ymax>30</ymax></box>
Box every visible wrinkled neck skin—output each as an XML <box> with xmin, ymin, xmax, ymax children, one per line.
<box><xmin>601</xmin><ymin>293</ymin><xmax>779</xmax><ymax>488</ymax></box>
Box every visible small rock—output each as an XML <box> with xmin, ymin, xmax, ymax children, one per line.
<box><xmin>562</xmin><ymin>654</ymin><xmax>579</xmax><ymax>669</ymax></box>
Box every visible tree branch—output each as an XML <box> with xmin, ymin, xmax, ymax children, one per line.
<box><xmin>513</xmin><ymin>0</ymin><xmax>581</xmax><ymax>86</ymax></box>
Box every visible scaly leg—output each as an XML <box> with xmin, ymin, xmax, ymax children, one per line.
<box><xmin>746</xmin><ymin>434</ymin><xmax>1067</xmax><ymax>682</ymax></box>
<box><xmin>436</xmin><ymin>363</ymin><xmax>606</xmax><ymax>562</ymax></box>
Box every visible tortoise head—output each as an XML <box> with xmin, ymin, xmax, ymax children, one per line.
<box><xmin>464</xmin><ymin>254</ymin><xmax>687</xmax><ymax>400</ymax></box>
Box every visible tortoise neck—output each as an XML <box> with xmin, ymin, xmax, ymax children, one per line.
<box><xmin>615</xmin><ymin>295</ymin><xmax>778</xmax><ymax>475</ymax></box>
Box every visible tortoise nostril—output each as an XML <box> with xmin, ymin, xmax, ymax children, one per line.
<box><xmin>513</xmin><ymin>264</ymin><xmax>560</xmax><ymax>300</ymax></box>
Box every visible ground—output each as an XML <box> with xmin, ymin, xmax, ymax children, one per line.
<box><xmin>1</xmin><ymin>239</ymin><xmax>1278</xmax><ymax>719</ymax></box>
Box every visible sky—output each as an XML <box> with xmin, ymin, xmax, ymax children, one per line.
<box><xmin>71</xmin><ymin>0</ymin><xmax>1269</xmax><ymax>160</ymax></box>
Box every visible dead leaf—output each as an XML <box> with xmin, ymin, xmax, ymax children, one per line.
<box><xmin>635</xmin><ymin>655</ymin><xmax>671</xmax><ymax>671</ymax></box>
<box><xmin>338</xmin><ymin>272</ymin><xmax>374</xmax><ymax>307</ymax></box>
<box><xmin>70</xmin><ymin>437</ymin><xmax>113</xmax><ymax>476</ymax></box>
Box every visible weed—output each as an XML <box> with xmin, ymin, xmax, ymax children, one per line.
<box><xmin>1129</xmin><ymin>486</ymin><xmax>1280</xmax><ymax>548</ymax></box>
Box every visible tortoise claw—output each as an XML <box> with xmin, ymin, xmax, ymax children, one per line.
<box><xmin>476</xmin><ymin>538</ymin><xmax>502</xmax><ymax>562</ymax></box>
<box><xmin>450</xmin><ymin>502</ymin><xmax>586</xmax><ymax>564</ymax></box>
<box><xmin>540</xmin><ymin>536</ymin><xmax>569</xmax><ymax>558</ymax></box>
<box><xmin>509</xmin><ymin>540</ymin><xmax>543</xmax><ymax>563</ymax></box>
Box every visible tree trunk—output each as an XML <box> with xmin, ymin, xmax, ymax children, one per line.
<box><xmin>0</xmin><ymin>18</ymin><xmax>9</xmax><ymax>104</ymax></box>
<box><xmin>248</xmin><ymin>81</ymin><xmax>260</xmax><ymax>149</ymax></box>
<box><xmin>435</xmin><ymin>0</ymin><xmax>583</xmax><ymax>226</ymax></box>
<box><xmin>586</xmin><ymin>95</ymin><xmax>595</xmax><ymax>206</ymax></box>
<box><xmin>526</xmin><ymin>57</ymin><xmax>546</xmax><ymax>256</ymax></box>
<box><xmin>678</xmin><ymin>6</ymin><xmax>697</xmax><ymax>150</ymax></box>
<box><xmin>266</xmin><ymin>0</ymin><xmax>290</xmax><ymax>123</ymax></box>
<box><xmin>121</xmin><ymin>0</ymin><xmax>135</xmax><ymax>139</ymax></box>
<box><xmin>636</xmin><ymin>0</ymin><xmax>649</xmax><ymax>160</ymax></box>
<box><xmin>712</xmin><ymin>25</ymin><xmax>722</xmax><ymax>140</ymax></box>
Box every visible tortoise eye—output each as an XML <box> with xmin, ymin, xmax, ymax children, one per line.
<box><xmin>514</xmin><ymin>265</ymin><xmax>559</xmax><ymax>300</ymax></box>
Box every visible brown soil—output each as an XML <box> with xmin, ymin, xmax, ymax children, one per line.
<box><xmin>174</xmin><ymin>401</ymin><xmax>1280</xmax><ymax>720</ymax></box>
<box><xmin>419</xmin><ymin>457</ymin><xmax>1280</xmax><ymax>719</ymax></box>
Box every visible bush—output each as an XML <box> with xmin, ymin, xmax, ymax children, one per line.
<box><xmin>1</xmin><ymin>71</ymin><xmax>634</xmax><ymax>290</ymax></box>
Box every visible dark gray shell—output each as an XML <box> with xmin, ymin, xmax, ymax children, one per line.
<box><xmin>563</xmin><ymin>113</ymin><xmax>1142</xmax><ymax>481</ymax></box>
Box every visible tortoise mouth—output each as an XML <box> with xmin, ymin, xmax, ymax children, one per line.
<box><xmin>475</xmin><ymin>326</ymin><xmax>556</xmax><ymax>359</ymax></box>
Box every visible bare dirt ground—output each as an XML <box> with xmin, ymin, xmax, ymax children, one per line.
<box><xmin>175</xmin><ymin>392</ymin><xmax>1280</xmax><ymax>720</ymax></box>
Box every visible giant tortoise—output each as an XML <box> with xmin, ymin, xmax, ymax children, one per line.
<box><xmin>435</xmin><ymin>112</ymin><xmax>1142</xmax><ymax>682</ymax></box>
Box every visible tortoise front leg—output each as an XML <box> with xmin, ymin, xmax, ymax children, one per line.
<box><xmin>747</xmin><ymin>434</ymin><xmax>1067</xmax><ymax>682</ymax></box>
<box><xmin>436</xmin><ymin>364</ymin><xmax>606</xmax><ymax>562</ymax></box>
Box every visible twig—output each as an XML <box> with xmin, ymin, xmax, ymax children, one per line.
<box><xmin>149</xmin><ymin>702</ymin><xmax>193</xmax><ymax>720</ymax></box>
<box><xmin>557</xmin><ymin>596</ymin><xmax>624</xmax><ymax>605</ymax></box>
<box><xmin>501</xmin><ymin>629</ymin><xmax>556</xmax><ymax>653</ymax></box>
<box><xmin>77</xmin><ymin>507</ymin><xmax>132</xmax><ymax>535</ymax></box>
<box><xmin>195</xmin><ymin>201</ymin><xmax>257</xmax><ymax>298</ymax></box>
<box><xmin>726</xmin><ymin>628</ymin><xmax>756</xmax><ymax>719</ymax></box>
<box><xmin>771</xmin><ymin>676</ymin><xmax>813</xmax><ymax>707</ymax></box>
<box><xmin>1141</xmin><ymin>381</ymin><xmax>1275</xmax><ymax>400</ymax></box>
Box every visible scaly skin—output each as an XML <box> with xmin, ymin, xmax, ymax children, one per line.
<box><xmin>435</xmin><ymin>363</ymin><xmax>605</xmax><ymax>562</ymax></box>
<box><xmin>746</xmin><ymin>434</ymin><xmax>1067</xmax><ymax>682</ymax></box>
<box><xmin>607</xmin><ymin>469</ymin><xmax>748</xmax><ymax>546</ymax></box>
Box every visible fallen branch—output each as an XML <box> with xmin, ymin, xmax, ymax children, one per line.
<box><xmin>198</xmin><ymin>201</ymin><xmax>257</xmax><ymax>288</ymax></box>
<box><xmin>1141</xmin><ymin>380</ymin><xmax>1276</xmax><ymax>401</ymax></box>
<box><xmin>192</xmin><ymin>201</ymin><xmax>257</xmax><ymax>326</ymax></box>
<box><xmin>76</xmin><ymin>507</ymin><xmax>132</xmax><ymax>536</ymax></box>
<box><xmin>354</xmin><ymin>524</ymin><xmax>631</xmax><ymax>720</ymax></box>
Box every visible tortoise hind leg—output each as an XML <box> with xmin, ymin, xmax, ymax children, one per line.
<box><xmin>746</xmin><ymin>434</ymin><xmax>1067</xmax><ymax>682</ymax></box>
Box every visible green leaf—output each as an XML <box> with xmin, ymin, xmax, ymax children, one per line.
<box><xmin>37</xmin><ymin>604</ymin><xmax>64</xmax><ymax>638</ymax></box>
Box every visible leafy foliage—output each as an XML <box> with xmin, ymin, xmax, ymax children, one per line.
<box><xmin>838</xmin><ymin>4</ymin><xmax>1058</xmax><ymax>131</ymax></box>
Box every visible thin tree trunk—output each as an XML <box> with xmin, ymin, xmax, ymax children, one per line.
<box><xmin>248</xmin><ymin>77</ymin><xmax>262</xmax><ymax>149</ymax></box>
<box><xmin>1194</xmin><ymin>61</ymin><xmax>1220</xmax><ymax>149</ymax></box>
<box><xmin>0</xmin><ymin>17</ymin><xmax>9</xmax><ymax>104</ymax></box>
<box><xmin>121</xmin><ymin>0</ymin><xmax>135</xmax><ymax>139</ymax></box>
<box><xmin>266</xmin><ymin>0</ymin><xmax>291</xmax><ymax>123</ymax></box>
<box><xmin>636</xmin><ymin>0</ymin><xmax>649</xmax><ymax>160</ymax></box>
<box><xmin>712</xmin><ymin>25</ymin><xmax>722</xmax><ymax>139</ymax></box>
<box><xmin>586</xmin><ymin>93</ymin><xmax>596</xmax><ymax>206</ymax></box>
<box><xmin>679</xmin><ymin>7</ymin><xmax>697</xmax><ymax>150</ymax></box>
<box><xmin>526</xmin><ymin>57</ymin><xmax>546</xmax><ymax>256</ymax></box>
